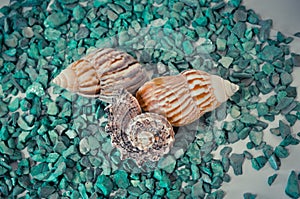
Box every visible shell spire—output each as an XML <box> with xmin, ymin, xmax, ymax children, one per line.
<box><xmin>136</xmin><ymin>69</ymin><xmax>239</xmax><ymax>126</ymax></box>
<box><xmin>52</xmin><ymin>48</ymin><xmax>149</xmax><ymax>102</ymax></box>
<box><xmin>105</xmin><ymin>89</ymin><xmax>175</xmax><ymax>166</ymax></box>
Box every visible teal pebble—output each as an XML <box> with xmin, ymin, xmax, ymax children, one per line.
<box><xmin>285</xmin><ymin>171</ymin><xmax>300</xmax><ymax>199</ymax></box>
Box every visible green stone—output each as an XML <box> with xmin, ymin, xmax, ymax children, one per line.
<box><xmin>0</xmin><ymin>141</ymin><xmax>14</xmax><ymax>155</ymax></box>
<box><xmin>259</xmin><ymin>45</ymin><xmax>282</xmax><ymax>61</ymax></box>
<box><xmin>79</xmin><ymin>137</ymin><xmax>90</xmax><ymax>155</ymax></box>
<box><xmin>219</xmin><ymin>56</ymin><xmax>233</xmax><ymax>68</ymax></box>
<box><xmin>44</xmin><ymin>12</ymin><xmax>69</xmax><ymax>28</ymax></box>
<box><xmin>4</xmin><ymin>34</ymin><xmax>18</xmax><ymax>48</ymax></box>
<box><xmin>65</xmin><ymin>129</ymin><xmax>77</xmax><ymax>139</ymax></box>
<box><xmin>17</xmin><ymin>116</ymin><xmax>34</xmax><ymax>131</ymax></box>
<box><xmin>113</xmin><ymin>170</ymin><xmax>129</xmax><ymax>189</ymax></box>
<box><xmin>75</xmin><ymin>27</ymin><xmax>90</xmax><ymax>40</ymax></box>
<box><xmin>47</xmin><ymin>162</ymin><xmax>66</xmax><ymax>181</ymax></box>
<box><xmin>167</xmin><ymin>190</ymin><xmax>181</xmax><ymax>199</ymax></box>
<box><xmin>285</xmin><ymin>171</ymin><xmax>300</xmax><ymax>199</ymax></box>
<box><xmin>4</xmin><ymin>49</ymin><xmax>16</xmax><ymax>56</ymax></box>
<box><xmin>182</xmin><ymin>40</ymin><xmax>194</xmax><ymax>55</ymax></box>
<box><xmin>38</xmin><ymin>186</ymin><xmax>56</xmax><ymax>198</ymax></box>
<box><xmin>240</xmin><ymin>114</ymin><xmax>257</xmax><ymax>124</ymax></box>
<box><xmin>44</xmin><ymin>28</ymin><xmax>61</xmax><ymax>41</ymax></box>
<box><xmin>234</xmin><ymin>9</ymin><xmax>247</xmax><ymax>22</ymax></box>
<box><xmin>280</xmin><ymin>72</ymin><xmax>293</xmax><ymax>86</ymax></box>
<box><xmin>268</xmin><ymin>174</ymin><xmax>278</xmax><ymax>186</ymax></box>
<box><xmin>243</xmin><ymin>193</ymin><xmax>257</xmax><ymax>199</ymax></box>
<box><xmin>229</xmin><ymin>153</ymin><xmax>244</xmax><ymax>175</ymax></box>
<box><xmin>62</xmin><ymin>145</ymin><xmax>76</xmax><ymax>158</ymax></box>
<box><xmin>268</xmin><ymin>154</ymin><xmax>281</xmax><ymax>170</ymax></box>
<box><xmin>249</xmin><ymin>130</ymin><xmax>263</xmax><ymax>146</ymax></box>
<box><xmin>251</xmin><ymin>156</ymin><xmax>267</xmax><ymax>170</ymax></box>
<box><xmin>280</xmin><ymin>135</ymin><xmax>300</xmax><ymax>147</ymax></box>
<box><xmin>26</xmin><ymin>82</ymin><xmax>45</xmax><ymax>97</ymax></box>
<box><xmin>262</xmin><ymin>63</ymin><xmax>274</xmax><ymax>75</ymax></box>
<box><xmin>193</xmin><ymin>16</ymin><xmax>208</xmax><ymax>26</ymax></box>
<box><xmin>191</xmin><ymin>181</ymin><xmax>205</xmax><ymax>198</ymax></box>
<box><xmin>257</xmin><ymin>103</ymin><xmax>269</xmax><ymax>117</ymax></box>
<box><xmin>286</xmin><ymin>114</ymin><xmax>297</xmax><ymax>126</ymax></box>
<box><xmin>46</xmin><ymin>153</ymin><xmax>60</xmax><ymax>163</ymax></box>
<box><xmin>211</xmin><ymin>161</ymin><xmax>224</xmax><ymax>177</ymax></box>
<box><xmin>46</xmin><ymin>102</ymin><xmax>59</xmax><ymax>116</ymax></box>
<box><xmin>40</xmin><ymin>47</ymin><xmax>54</xmax><ymax>57</ymax></box>
<box><xmin>22</xmin><ymin>27</ymin><xmax>34</xmax><ymax>38</ymax></box>
<box><xmin>128</xmin><ymin>186</ymin><xmax>143</xmax><ymax>196</ymax></box>
<box><xmin>229</xmin><ymin>0</ymin><xmax>242</xmax><ymax>7</ymax></box>
<box><xmin>231</xmin><ymin>22</ymin><xmax>246</xmax><ymax>38</ymax></box>
<box><xmin>73</xmin><ymin>5</ymin><xmax>86</xmax><ymax>20</ymax></box>
<box><xmin>279</xmin><ymin>120</ymin><xmax>291</xmax><ymax>139</ymax></box>
<box><xmin>216</xmin><ymin>38</ymin><xmax>226</xmax><ymax>51</ymax></box>
<box><xmin>96</xmin><ymin>175</ymin><xmax>113</xmax><ymax>196</ymax></box>
<box><xmin>157</xmin><ymin>155</ymin><xmax>176</xmax><ymax>173</ymax></box>
<box><xmin>8</xmin><ymin>97</ymin><xmax>20</xmax><ymax>112</ymax></box>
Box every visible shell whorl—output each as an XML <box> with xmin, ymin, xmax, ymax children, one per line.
<box><xmin>105</xmin><ymin>89</ymin><xmax>175</xmax><ymax>166</ymax></box>
<box><xmin>52</xmin><ymin>48</ymin><xmax>149</xmax><ymax>102</ymax></box>
<box><xmin>136</xmin><ymin>69</ymin><xmax>239</xmax><ymax>126</ymax></box>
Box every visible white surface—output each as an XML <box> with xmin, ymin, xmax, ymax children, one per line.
<box><xmin>1</xmin><ymin>0</ymin><xmax>300</xmax><ymax>198</ymax></box>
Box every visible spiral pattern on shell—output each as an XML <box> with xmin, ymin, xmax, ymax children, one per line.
<box><xmin>52</xmin><ymin>48</ymin><xmax>149</xmax><ymax>102</ymax></box>
<box><xmin>105</xmin><ymin>89</ymin><xmax>175</xmax><ymax>166</ymax></box>
<box><xmin>136</xmin><ymin>69</ymin><xmax>239</xmax><ymax>126</ymax></box>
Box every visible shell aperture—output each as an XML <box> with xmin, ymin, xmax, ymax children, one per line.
<box><xmin>105</xmin><ymin>89</ymin><xmax>175</xmax><ymax>166</ymax></box>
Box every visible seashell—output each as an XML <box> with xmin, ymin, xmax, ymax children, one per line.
<box><xmin>52</xmin><ymin>48</ymin><xmax>149</xmax><ymax>102</ymax></box>
<box><xmin>136</xmin><ymin>69</ymin><xmax>240</xmax><ymax>126</ymax></box>
<box><xmin>105</xmin><ymin>89</ymin><xmax>175</xmax><ymax>166</ymax></box>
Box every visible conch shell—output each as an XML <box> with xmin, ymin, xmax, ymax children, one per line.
<box><xmin>105</xmin><ymin>89</ymin><xmax>175</xmax><ymax>166</ymax></box>
<box><xmin>52</xmin><ymin>48</ymin><xmax>149</xmax><ymax>102</ymax></box>
<box><xmin>136</xmin><ymin>69</ymin><xmax>239</xmax><ymax>126</ymax></box>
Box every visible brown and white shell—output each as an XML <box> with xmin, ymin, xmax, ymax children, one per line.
<box><xmin>52</xmin><ymin>48</ymin><xmax>149</xmax><ymax>102</ymax></box>
<box><xmin>105</xmin><ymin>89</ymin><xmax>175</xmax><ymax>166</ymax></box>
<box><xmin>136</xmin><ymin>69</ymin><xmax>239</xmax><ymax>126</ymax></box>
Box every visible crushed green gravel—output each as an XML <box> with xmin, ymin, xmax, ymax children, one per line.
<box><xmin>0</xmin><ymin>0</ymin><xmax>299</xmax><ymax>198</ymax></box>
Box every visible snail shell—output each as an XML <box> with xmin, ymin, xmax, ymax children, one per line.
<box><xmin>52</xmin><ymin>48</ymin><xmax>149</xmax><ymax>102</ymax></box>
<box><xmin>105</xmin><ymin>89</ymin><xmax>175</xmax><ymax>166</ymax></box>
<box><xmin>136</xmin><ymin>69</ymin><xmax>239</xmax><ymax>126</ymax></box>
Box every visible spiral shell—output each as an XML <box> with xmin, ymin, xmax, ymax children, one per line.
<box><xmin>105</xmin><ymin>89</ymin><xmax>175</xmax><ymax>166</ymax></box>
<box><xmin>52</xmin><ymin>48</ymin><xmax>149</xmax><ymax>102</ymax></box>
<box><xmin>136</xmin><ymin>69</ymin><xmax>239</xmax><ymax>126</ymax></box>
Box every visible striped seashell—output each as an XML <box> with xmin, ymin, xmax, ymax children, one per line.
<box><xmin>136</xmin><ymin>69</ymin><xmax>239</xmax><ymax>126</ymax></box>
<box><xmin>105</xmin><ymin>89</ymin><xmax>175</xmax><ymax>166</ymax></box>
<box><xmin>52</xmin><ymin>48</ymin><xmax>149</xmax><ymax>102</ymax></box>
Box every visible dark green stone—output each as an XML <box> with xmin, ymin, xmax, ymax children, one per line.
<box><xmin>229</xmin><ymin>153</ymin><xmax>244</xmax><ymax>175</ymax></box>
<box><xmin>268</xmin><ymin>154</ymin><xmax>281</xmax><ymax>170</ymax></box>
<box><xmin>280</xmin><ymin>72</ymin><xmax>293</xmax><ymax>86</ymax></box>
<box><xmin>243</xmin><ymin>193</ymin><xmax>257</xmax><ymax>199</ymax></box>
<box><xmin>279</xmin><ymin>120</ymin><xmax>291</xmax><ymax>139</ymax></box>
<box><xmin>268</xmin><ymin>174</ymin><xmax>278</xmax><ymax>186</ymax></box>
<box><xmin>285</xmin><ymin>171</ymin><xmax>300</xmax><ymax>199</ymax></box>
<box><xmin>251</xmin><ymin>156</ymin><xmax>267</xmax><ymax>170</ymax></box>
<box><xmin>96</xmin><ymin>175</ymin><xmax>113</xmax><ymax>196</ymax></box>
